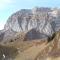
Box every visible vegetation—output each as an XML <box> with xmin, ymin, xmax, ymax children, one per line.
<box><xmin>0</xmin><ymin>44</ymin><xmax>18</xmax><ymax>60</ymax></box>
<box><xmin>0</xmin><ymin>31</ymin><xmax>60</xmax><ymax>60</ymax></box>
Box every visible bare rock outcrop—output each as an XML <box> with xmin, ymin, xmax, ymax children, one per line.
<box><xmin>1</xmin><ymin>7</ymin><xmax>60</xmax><ymax>42</ymax></box>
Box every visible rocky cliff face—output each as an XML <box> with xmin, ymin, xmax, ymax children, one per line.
<box><xmin>4</xmin><ymin>7</ymin><xmax>53</xmax><ymax>35</ymax></box>
<box><xmin>1</xmin><ymin>7</ymin><xmax>60</xmax><ymax>42</ymax></box>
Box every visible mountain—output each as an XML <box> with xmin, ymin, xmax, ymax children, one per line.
<box><xmin>1</xmin><ymin>7</ymin><xmax>60</xmax><ymax>42</ymax></box>
<box><xmin>1</xmin><ymin>7</ymin><xmax>60</xmax><ymax>60</ymax></box>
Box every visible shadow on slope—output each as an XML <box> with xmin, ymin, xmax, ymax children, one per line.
<box><xmin>0</xmin><ymin>44</ymin><xmax>18</xmax><ymax>60</ymax></box>
<box><xmin>25</xmin><ymin>29</ymin><xmax>48</xmax><ymax>40</ymax></box>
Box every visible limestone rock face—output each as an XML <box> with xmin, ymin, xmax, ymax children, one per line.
<box><xmin>1</xmin><ymin>7</ymin><xmax>60</xmax><ymax>41</ymax></box>
<box><xmin>4</xmin><ymin>8</ymin><xmax>53</xmax><ymax>35</ymax></box>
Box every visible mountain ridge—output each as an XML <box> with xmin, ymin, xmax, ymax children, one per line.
<box><xmin>0</xmin><ymin>7</ymin><xmax>60</xmax><ymax>42</ymax></box>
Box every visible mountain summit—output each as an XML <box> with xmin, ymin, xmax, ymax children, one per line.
<box><xmin>0</xmin><ymin>7</ymin><xmax>60</xmax><ymax>42</ymax></box>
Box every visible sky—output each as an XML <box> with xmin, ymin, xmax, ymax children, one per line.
<box><xmin>0</xmin><ymin>0</ymin><xmax>60</xmax><ymax>30</ymax></box>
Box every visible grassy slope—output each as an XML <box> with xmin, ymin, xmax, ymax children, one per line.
<box><xmin>15</xmin><ymin>42</ymin><xmax>47</xmax><ymax>60</ymax></box>
<box><xmin>0</xmin><ymin>31</ymin><xmax>60</xmax><ymax>60</ymax></box>
<box><xmin>14</xmin><ymin>31</ymin><xmax>60</xmax><ymax>60</ymax></box>
<box><xmin>35</xmin><ymin>31</ymin><xmax>60</xmax><ymax>60</ymax></box>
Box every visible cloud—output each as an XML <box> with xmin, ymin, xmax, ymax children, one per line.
<box><xmin>0</xmin><ymin>0</ymin><xmax>14</xmax><ymax>10</ymax></box>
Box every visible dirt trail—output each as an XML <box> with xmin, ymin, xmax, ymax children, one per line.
<box><xmin>15</xmin><ymin>42</ymin><xmax>47</xmax><ymax>60</ymax></box>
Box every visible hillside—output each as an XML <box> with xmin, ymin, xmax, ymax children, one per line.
<box><xmin>14</xmin><ymin>31</ymin><xmax>60</xmax><ymax>60</ymax></box>
<box><xmin>0</xmin><ymin>31</ymin><xmax>60</xmax><ymax>60</ymax></box>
